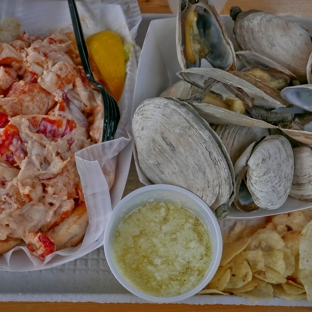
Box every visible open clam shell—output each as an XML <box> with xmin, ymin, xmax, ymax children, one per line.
<box><xmin>132</xmin><ymin>97</ymin><xmax>234</xmax><ymax>212</ymax></box>
<box><xmin>290</xmin><ymin>146</ymin><xmax>312</xmax><ymax>201</ymax></box>
<box><xmin>307</xmin><ymin>52</ymin><xmax>312</xmax><ymax>84</ymax></box>
<box><xmin>178</xmin><ymin>67</ymin><xmax>287</xmax><ymax>110</ymax></box>
<box><xmin>231</xmin><ymin>71</ymin><xmax>291</xmax><ymax>107</ymax></box>
<box><xmin>234</xmin><ymin>135</ymin><xmax>294</xmax><ymax>212</ymax></box>
<box><xmin>231</xmin><ymin>8</ymin><xmax>312</xmax><ymax>83</ymax></box>
<box><xmin>189</xmin><ymin>101</ymin><xmax>275</xmax><ymax>128</ymax></box>
<box><xmin>160</xmin><ymin>80</ymin><xmax>200</xmax><ymax>99</ymax></box>
<box><xmin>281</xmin><ymin>85</ymin><xmax>312</xmax><ymax>113</ymax></box>
<box><xmin>213</xmin><ymin>124</ymin><xmax>269</xmax><ymax>165</ymax></box>
<box><xmin>236</xmin><ymin>51</ymin><xmax>297</xmax><ymax>80</ymax></box>
<box><xmin>177</xmin><ymin>0</ymin><xmax>236</xmax><ymax>71</ymax></box>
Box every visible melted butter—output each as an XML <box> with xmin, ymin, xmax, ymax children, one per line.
<box><xmin>112</xmin><ymin>202</ymin><xmax>212</xmax><ymax>297</ymax></box>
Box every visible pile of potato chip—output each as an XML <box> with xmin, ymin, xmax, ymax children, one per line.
<box><xmin>199</xmin><ymin>209</ymin><xmax>312</xmax><ymax>302</ymax></box>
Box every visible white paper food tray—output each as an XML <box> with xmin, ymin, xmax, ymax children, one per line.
<box><xmin>133</xmin><ymin>14</ymin><xmax>312</xmax><ymax>219</ymax></box>
<box><xmin>0</xmin><ymin>14</ymin><xmax>310</xmax><ymax>306</ymax></box>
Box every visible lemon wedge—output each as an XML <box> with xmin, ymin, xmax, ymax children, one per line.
<box><xmin>86</xmin><ymin>30</ymin><xmax>126</xmax><ymax>101</ymax></box>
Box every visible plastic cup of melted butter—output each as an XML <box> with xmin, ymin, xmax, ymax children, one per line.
<box><xmin>104</xmin><ymin>185</ymin><xmax>222</xmax><ymax>303</ymax></box>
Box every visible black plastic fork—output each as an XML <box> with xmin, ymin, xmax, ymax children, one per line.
<box><xmin>67</xmin><ymin>0</ymin><xmax>120</xmax><ymax>142</ymax></box>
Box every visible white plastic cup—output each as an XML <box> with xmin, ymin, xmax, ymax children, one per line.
<box><xmin>167</xmin><ymin>0</ymin><xmax>227</xmax><ymax>15</ymax></box>
<box><xmin>104</xmin><ymin>184</ymin><xmax>222</xmax><ymax>303</ymax></box>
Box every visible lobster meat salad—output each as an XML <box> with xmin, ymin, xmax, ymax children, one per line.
<box><xmin>0</xmin><ymin>20</ymin><xmax>107</xmax><ymax>261</ymax></box>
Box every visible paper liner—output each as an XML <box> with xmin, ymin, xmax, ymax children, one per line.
<box><xmin>0</xmin><ymin>0</ymin><xmax>141</xmax><ymax>271</ymax></box>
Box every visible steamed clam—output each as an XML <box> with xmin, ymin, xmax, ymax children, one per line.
<box><xmin>178</xmin><ymin>67</ymin><xmax>287</xmax><ymax>112</ymax></box>
<box><xmin>177</xmin><ymin>0</ymin><xmax>236</xmax><ymax>71</ymax></box>
<box><xmin>234</xmin><ymin>135</ymin><xmax>294</xmax><ymax>211</ymax></box>
<box><xmin>230</xmin><ymin>7</ymin><xmax>312</xmax><ymax>82</ymax></box>
<box><xmin>160</xmin><ymin>80</ymin><xmax>200</xmax><ymax>99</ymax></box>
<box><xmin>236</xmin><ymin>51</ymin><xmax>298</xmax><ymax>90</ymax></box>
<box><xmin>213</xmin><ymin>124</ymin><xmax>269</xmax><ymax>164</ymax></box>
<box><xmin>307</xmin><ymin>52</ymin><xmax>312</xmax><ymax>84</ymax></box>
<box><xmin>290</xmin><ymin>146</ymin><xmax>312</xmax><ymax>201</ymax></box>
<box><xmin>132</xmin><ymin>97</ymin><xmax>235</xmax><ymax>214</ymax></box>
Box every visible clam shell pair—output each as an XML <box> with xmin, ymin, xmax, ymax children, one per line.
<box><xmin>132</xmin><ymin>97</ymin><xmax>234</xmax><ymax>215</ymax></box>
<box><xmin>233</xmin><ymin>135</ymin><xmax>294</xmax><ymax>211</ymax></box>
<box><xmin>231</xmin><ymin>7</ymin><xmax>312</xmax><ymax>83</ymax></box>
<box><xmin>176</xmin><ymin>0</ymin><xmax>236</xmax><ymax>71</ymax></box>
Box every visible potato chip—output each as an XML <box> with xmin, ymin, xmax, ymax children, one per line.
<box><xmin>226</xmin><ymin>222</ymin><xmax>247</xmax><ymax>243</ymax></box>
<box><xmin>262</xmin><ymin>250</ymin><xmax>285</xmax><ymax>274</ymax></box>
<box><xmin>198</xmin><ymin>289</ymin><xmax>227</xmax><ymax>295</ymax></box>
<box><xmin>301</xmin><ymin>209</ymin><xmax>312</xmax><ymax>220</ymax></box>
<box><xmin>299</xmin><ymin>220</ymin><xmax>312</xmax><ymax>270</ymax></box>
<box><xmin>227</xmin><ymin>254</ymin><xmax>252</xmax><ymax>289</ymax></box>
<box><xmin>269</xmin><ymin>212</ymin><xmax>308</xmax><ymax>236</ymax></box>
<box><xmin>298</xmin><ymin>269</ymin><xmax>312</xmax><ymax>301</ymax></box>
<box><xmin>225</xmin><ymin>279</ymin><xmax>258</xmax><ymax>294</ymax></box>
<box><xmin>273</xmin><ymin>284</ymin><xmax>306</xmax><ymax>301</ymax></box>
<box><xmin>282</xmin><ymin>282</ymin><xmax>306</xmax><ymax>295</ymax></box>
<box><xmin>207</xmin><ymin>267</ymin><xmax>231</xmax><ymax>291</ymax></box>
<box><xmin>289</xmin><ymin>211</ymin><xmax>310</xmax><ymax>229</ymax></box>
<box><xmin>246</xmin><ymin>229</ymin><xmax>284</xmax><ymax>252</ymax></box>
<box><xmin>287</xmin><ymin>280</ymin><xmax>304</xmax><ymax>289</ymax></box>
<box><xmin>254</xmin><ymin>266</ymin><xmax>286</xmax><ymax>284</ymax></box>
<box><xmin>241</xmin><ymin>250</ymin><xmax>265</xmax><ymax>272</ymax></box>
<box><xmin>220</xmin><ymin>237</ymin><xmax>251</xmax><ymax>266</ymax></box>
<box><xmin>242</xmin><ymin>224</ymin><xmax>265</xmax><ymax>238</ymax></box>
<box><xmin>282</xmin><ymin>230</ymin><xmax>300</xmax><ymax>257</ymax></box>
<box><xmin>237</xmin><ymin>278</ymin><xmax>273</xmax><ymax>302</ymax></box>
<box><xmin>283</xmin><ymin>247</ymin><xmax>295</xmax><ymax>277</ymax></box>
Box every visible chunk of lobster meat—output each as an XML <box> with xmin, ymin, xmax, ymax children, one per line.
<box><xmin>0</xmin><ymin>124</ymin><xmax>27</xmax><ymax>166</ymax></box>
<box><xmin>0</xmin><ymin>161</ymin><xmax>19</xmax><ymax>181</ymax></box>
<box><xmin>47</xmin><ymin>202</ymin><xmax>88</xmax><ymax>250</ymax></box>
<box><xmin>0</xmin><ymin>237</ymin><xmax>21</xmax><ymax>255</ymax></box>
<box><xmin>0</xmin><ymin>43</ymin><xmax>23</xmax><ymax>65</ymax></box>
<box><xmin>88</xmin><ymin>105</ymin><xmax>104</xmax><ymax>143</ymax></box>
<box><xmin>26</xmin><ymin>232</ymin><xmax>55</xmax><ymax>261</ymax></box>
<box><xmin>64</xmin><ymin>32</ymin><xmax>81</xmax><ymax>66</ymax></box>
<box><xmin>52</xmin><ymin>92</ymin><xmax>89</xmax><ymax>129</ymax></box>
<box><xmin>0</xmin><ymin>66</ymin><xmax>17</xmax><ymax>94</ymax></box>
<box><xmin>40</xmin><ymin>199</ymin><xmax>75</xmax><ymax>232</ymax></box>
<box><xmin>0</xmin><ymin>81</ymin><xmax>55</xmax><ymax>116</ymax></box>
<box><xmin>38</xmin><ymin>62</ymin><xmax>77</xmax><ymax>97</ymax></box>
<box><xmin>0</xmin><ymin>112</ymin><xmax>9</xmax><ymax>128</ymax></box>
<box><xmin>18</xmin><ymin>32</ymin><xmax>42</xmax><ymax>45</ymax></box>
<box><xmin>74</xmin><ymin>76</ymin><xmax>103</xmax><ymax>113</ymax></box>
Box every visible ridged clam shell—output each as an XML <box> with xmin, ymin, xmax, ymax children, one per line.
<box><xmin>290</xmin><ymin>146</ymin><xmax>312</xmax><ymax>201</ymax></box>
<box><xmin>236</xmin><ymin>51</ymin><xmax>297</xmax><ymax>80</ymax></box>
<box><xmin>213</xmin><ymin>124</ymin><xmax>269</xmax><ymax>165</ymax></box>
<box><xmin>189</xmin><ymin>102</ymin><xmax>275</xmax><ymax>128</ymax></box>
<box><xmin>232</xmin><ymin>11</ymin><xmax>312</xmax><ymax>82</ymax></box>
<box><xmin>234</xmin><ymin>135</ymin><xmax>294</xmax><ymax>211</ymax></box>
<box><xmin>231</xmin><ymin>71</ymin><xmax>291</xmax><ymax>107</ymax></box>
<box><xmin>160</xmin><ymin>80</ymin><xmax>200</xmax><ymax>99</ymax></box>
<box><xmin>307</xmin><ymin>52</ymin><xmax>312</xmax><ymax>84</ymax></box>
<box><xmin>132</xmin><ymin>97</ymin><xmax>234</xmax><ymax>211</ymax></box>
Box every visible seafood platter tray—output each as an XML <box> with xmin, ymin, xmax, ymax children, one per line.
<box><xmin>0</xmin><ymin>0</ymin><xmax>312</xmax><ymax>307</ymax></box>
